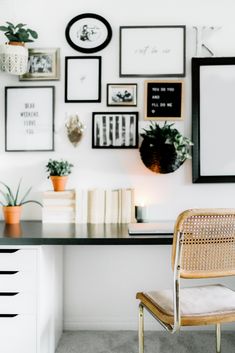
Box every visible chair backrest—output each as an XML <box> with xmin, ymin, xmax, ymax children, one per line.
<box><xmin>172</xmin><ymin>209</ymin><xmax>235</xmax><ymax>279</ymax></box>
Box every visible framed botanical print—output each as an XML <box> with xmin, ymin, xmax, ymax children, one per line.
<box><xmin>65</xmin><ymin>56</ymin><xmax>101</xmax><ymax>102</ymax></box>
<box><xmin>5</xmin><ymin>86</ymin><xmax>54</xmax><ymax>151</ymax></box>
<box><xmin>107</xmin><ymin>83</ymin><xmax>137</xmax><ymax>106</ymax></box>
<box><xmin>92</xmin><ymin>112</ymin><xmax>138</xmax><ymax>148</ymax></box>
<box><xmin>19</xmin><ymin>48</ymin><xmax>60</xmax><ymax>81</ymax></box>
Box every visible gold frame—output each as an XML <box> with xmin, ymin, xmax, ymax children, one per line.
<box><xmin>144</xmin><ymin>80</ymin><xmax>184</xmax><ymax>121</ymax></box>
<box><xmin>19</xmin><ymin>48</ymin><xmax>60</xmax><ymax>81</ymax></box>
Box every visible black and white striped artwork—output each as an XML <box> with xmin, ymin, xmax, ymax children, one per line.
<box><xmin>92</xmin><ymin>112</ymin><xmax>138</xmax><ymax>148</ymax></box>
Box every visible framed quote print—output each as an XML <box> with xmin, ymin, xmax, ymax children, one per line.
<box><xmin>144</xmin><ymin>80</ymin><xmax>184</xmax><ymax>120</ymax></box>
<box><xmin>5</xmin><ymin>86</ymin><xmax>54</xmax><ymax>151</ymax></box>
<box><xmin>119</xmin><ymin>25</ymin><xmax>186</xmax><ymax>77</ymax></box>
<box><xmin>65</xmin><ymin>56</ymin><xmax>101</xmax><ymax>102</ymax></box>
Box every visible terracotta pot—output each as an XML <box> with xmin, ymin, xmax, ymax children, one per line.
<box><xmin>3</xmin><ymin>206</ymin><xmax>22</xmax><ymax>224</ymax></box>
<box><xmin>8</xmin><ymin>41</ymin><xmax>25</xmax><ymax>47</ymax></box>
<box><xmin>50</xmin><ymin>176</ymin><xmax>68</xmax><ymax>192</ymax></box>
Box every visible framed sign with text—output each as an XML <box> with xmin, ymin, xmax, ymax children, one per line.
<box><xmin>144</xmin><ymin>80</ymin><xmax>184</xmax><ymax>120</ymax></box>
<box><xmin>119</xmin><ymin>26</ymin><xmax>186</xmax><ymax>77</ymax></box>
<box><xmin>5</xmin><ymin>86</ymin><xmax>55</xmax><ymax>151</ymax></box>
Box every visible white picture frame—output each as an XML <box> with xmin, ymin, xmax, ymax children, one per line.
<box><xmin>119</xmin><ymin>26</ymin><xmax>186</xmax><ymax>77</ymax></box>
<box><xmin>5</xmin><ymin>86</ymin><xmax>54</xmax><ymax>152</ymax></box>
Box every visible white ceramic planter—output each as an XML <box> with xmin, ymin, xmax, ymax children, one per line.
<box><xmin>0</xmin><ymin>43</ymin><xmax>28</xmax><ymax>75</ymax></box>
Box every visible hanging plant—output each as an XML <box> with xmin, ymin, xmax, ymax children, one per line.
<box><xmin>65</xmin><ymin>114</ymin><xmax>85</xmax><ymax>147</ymax></box>
<box><xmin>139</xmin><ymin>122</ymin><xmax>193</xmax><ymax>174</ymax></box>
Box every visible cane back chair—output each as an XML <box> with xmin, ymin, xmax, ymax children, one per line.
<box><xmin>136</xmin><ymin>208</ymin><xmax>235</xmax><ymax>353</ymax></box>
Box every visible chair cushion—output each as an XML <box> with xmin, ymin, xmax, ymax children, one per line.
<box><xmin>145</xmin><ymin>284</ymin><xmax>235</xmax><ymax>317</ymax></box>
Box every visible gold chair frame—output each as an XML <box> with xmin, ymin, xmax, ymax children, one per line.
<box><xmin>137</xmin><ymin>209</ymin><xmax>235</xmax><ymax>353</ymax></box>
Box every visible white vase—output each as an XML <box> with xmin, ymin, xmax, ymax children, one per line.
<box><xmin>0</xmin><ymin>43</ymin><xmax>28</xmax><ymax>75</ymax></box>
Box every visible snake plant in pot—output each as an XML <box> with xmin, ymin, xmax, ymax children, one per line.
<box><xmin>139</xmin><ymin>122</ymin><xmax>193</xmax><ymax>174</ymax></box>
<box><xmin>46</xmin><ymin>159</ymin><xmax>74</xmax><ymax>192</ymax></box>
<box><xmin>0</xmin><ymin>180</ymin><xmax>42</xmax><ymax>224</ymax></box>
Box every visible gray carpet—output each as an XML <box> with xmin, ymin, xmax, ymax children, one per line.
<box><xmin>56</xmin><ymin>330</ymin><xmax>235</xmax><ymax>353</ymax></box>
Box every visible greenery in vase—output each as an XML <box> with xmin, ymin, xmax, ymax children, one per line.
<box><xmin>0</xmin><ymin>22</ymin><xmax>38</xmax><ymax>43</ymax></box>
<box><xmin>0</xmin><ymin>179</ymin><xmax>42</xmax><ymax>207</ymax></box>
<box><xmin>141</xmin><ymin>121</ymin><xmax>193</xmax><ymax>163</ymax></box>
<box><xmin>46</xmin><ymin>159</ymin><xmax>74</xmax><ymax>178</ymax></box>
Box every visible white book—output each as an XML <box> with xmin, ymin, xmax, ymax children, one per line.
<box><xmin>88</xmin><ymin>189</ymin><xmax>105</xmax><ymax>223</ymax></box>
<box><xmin>104</xmin><ymin>189</ymin><xmax>112</xmax><ymax>224</ymax></box>
<box><xmin>111</xmin><ymin>190</ymin><xmax>119</xmax><ymax>224</ymax></box>
<box><xmin>121</xmin><ymin>189</ymin><xmax>132</xmax><ymax>223</ymax></box>
<box><xmin>75</xmin><ymin>189</ymin><xmax>83</xmax><ymax>224</ymax></box>
<box><xmin>118</xmin><ymin>189</ymin><xmax>122</xmax><ymax>224</ymax></box>
<box><xmin>43</xmin><ymin>199</ymin><xmax>75</xmax><ymax>207</ymax></box>
<box><xmin>82</xmin><ymin>190</ymin><xmax>88</xmax><ymax>223</ymax></box>
<box><xmin>43</xmin><ymin>190</ymin><xmax>75</xmax><ymax>199</ymax></box>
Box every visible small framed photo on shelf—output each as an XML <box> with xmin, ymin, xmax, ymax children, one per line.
<box><xmin>144</xmin><ymin>80</ymin><xmax>184</xmax><ymax>120</ymax></box>
<box><xmin>107</xmin><ymin>83</ymin><xmax>137</xmax><ymax>106</ymax></box>
<box><xmin>119</xmin><ymin>25</ymin><xmax>186</xmax><ymax>77</ymax></box>
<box><xmin>65</xmin><ymin>56</ymin><xmax>101</xmax><ymax>102</ymax></box>
<box><xmin>92</xmin><ymin>112</ymin><xmax>138</xmax><ymax>148</ymax></box>
<box><xmin>19</xmin><ymin>48</ymin><xmax>60</xmax><ymax>81</ymax></box>
<box><xmin>5</xmin><ymin>86</ymin><xmax>55</xmax><ymax>151</ymax></box>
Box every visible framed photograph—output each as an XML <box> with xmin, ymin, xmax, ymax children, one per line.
<box><xmin>92</xmin><ymin>112</ymin><xmax>138</xmax><ymax>148</ymax></box>
<box><xmin>65</xmin><ymin>56</ymin><xmax>101</xmax><ymax>103</ymax></box>
<box><xmin>5</xmin><ymin>86</ymin><xmax>54</xmax><ymax>152</ymax></box>
<box><xmin>144</xmin><ymin>80</ymin><xmax>184</xmax><ymax>120</ymax></box>
<box><xmin>119</xmin><ymin>26</ymin><xmax>186</xmax><ymax>77</ymax></box>
<box><xmin>107</xmin><ymin>83</ymin><xmax>137</xmax><ymax>106</ymax></box>
<box><xmin>19</xmin><ymin>48</ymin><xmax>60</xmax><ymax>81</ymax></box>
<box><xmin>65</xmin><ymin>13</ymin><xmax>112</xmax><ymax>53</ymax></box>
<box><xmin>192</xmin><ymin>57</ymin><xmax>235</xmax><ymax>183</ymax></box>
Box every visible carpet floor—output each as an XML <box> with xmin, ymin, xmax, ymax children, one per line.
<box><xmin>56</xmin><ymin>330</ymin><xmax>235</xmax><ymax>353</ymax></box>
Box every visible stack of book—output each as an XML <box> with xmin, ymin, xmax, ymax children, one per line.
<box><xmin>42</xmin><ymin>190</ymin><xmax>76</xmax><ymax>223</ymax></box>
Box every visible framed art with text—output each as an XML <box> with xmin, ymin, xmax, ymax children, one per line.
<box><xmin>92</xmin><ymin>112</ymin><xmax>138</xmax><ymax>148</ymax></box>
<box><xmin>119</xmin><ymin>25</ymin><xmax>186</xmax><ymax>77</ymax></box>
<box><xmin>19</xmin><ymin>48</ymin><xmax>60</xmax><ymax>81</ymax></box>
<box><xmin>144</xmin><ymin>80</ymin><xmax>184</xmax><ymax>120</ymax></box>
<box><xmin>5</xmin><ymin>86</ymin><xmax>54</xmax><ymax>152</ymax></box>
<box><xmin>107</xmin><ymin>83</ymin><xmax>137</xmax><ymax>106</ymax></box>
<box><xmin>65</xmin><ymin>13</ymin><xmax>112</xmax><ymax>53</ymax></box>
<box><xmin>65</xmin><ymin>56</ymin><xmax>101</xmax><ymax>102</ymax></box>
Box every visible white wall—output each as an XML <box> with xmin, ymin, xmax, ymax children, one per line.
<box><xmin>1</xmin><ymin>0</ymin><xmax>235</xmax><ymax>330</ymax></box>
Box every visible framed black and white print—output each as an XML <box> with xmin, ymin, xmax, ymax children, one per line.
<box><xmin>65</xmin><ymin>13</ymin><xmax>112</xmax><ymax>53</ymax></box>
<box><xmin>119</xmin><ymin>26</ymin><xmax>186</xmax><ymax>77</ymax></box>
<box><xmin>107</xmin><ymin>84</ymin><xmax>137</xmax><ymax>106</ymax></box>
<box><xmin>65</xmin><ymin>56</ymin><xmax>101</xmax><ymax>102</ymax></box>
<box><xmin>144</xmin><ymin>80</ymin><xmax>184</xmax><ymax>120</ymax></box>
<box><xmin>92</xmin><ymin>112</ymin><xmax>138</xmax><ymax>148</ymax></box>
<box><xmin>5</xmin><ymin>86</ymin><xmax>54</xmax><ymax>152</ymax></box>
<box><xmin>19</xmin><ymin>48</ymin><xmax>60</xmax><ymax>81</ymax></box>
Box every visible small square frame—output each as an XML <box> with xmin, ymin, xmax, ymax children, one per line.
<box><xmin>107</xmin><ymin>83</ymin><xmax>137</xmax><ymax>106</ymax></box>
<box><xmin>92</xmin><ymin>112</ymin><xmax>138</xmax><ymax>148</ymax></box>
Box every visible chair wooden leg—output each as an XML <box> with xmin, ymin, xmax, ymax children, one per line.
<box><xmin>139</xmin><ymin>304</ymin><xmax>144</xmax><ymax>353</ymax></box>
<box><xmin>216</xmin><ymin>323</ymin><xmax>221</xmax><ymax>353</ymax></box>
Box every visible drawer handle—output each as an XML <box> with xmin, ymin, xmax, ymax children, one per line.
<box><xmin>0</xmin><ymin>271</ymin><xmax>19</xmax><ymax>275</ymax></box>
<box><xmin>0</xmin><ymin>292</ymin><xmax>19</xmax><ymax>296</ymax></box>
<box><xmin>0</xmin><ymin>249</ymin><xmax>19</xmax><ymax>253</ymax></box>
<box><xmin>0</xmin><ymin>314</ymin><xmax>18</xmax><ymax>317</ymax></box>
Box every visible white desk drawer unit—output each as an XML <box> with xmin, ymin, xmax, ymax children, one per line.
<box><xmin>0</xmin><ymin>248</ymin><xmax>37</xmax><ymax>353</ymax></box>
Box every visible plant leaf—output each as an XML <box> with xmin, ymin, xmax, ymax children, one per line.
<box><xmin>14</xmin><ymin>178</ymin><xmax>22</xmax><ymax>205</ymax></box>
<box><xmin>19</xmin><ymin>186</ymin><xmax>32</xmax><ymax>205</ymax></box>
<box><xmin>0</xmin><ymin>182</ymin><xmax>15</xmax><ymax>203</ymax></box>
<box><xmin>27</xmin><ymin>29</ymin><xmax>38</xmax><ymax>39</ymax></box>
<box><xmin>0</xmin><ymin>26</ymin><xmax>10</xmax><ymax>31</ymax></box>
<box><xmin>20</xmin><ymin>200</ymin><xmax>42</xmax><ymax>207</ymax></box>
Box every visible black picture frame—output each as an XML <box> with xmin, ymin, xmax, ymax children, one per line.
<box><xmin>144</xmin><ymin>80</ymin><xmax>184</xmax><ymax>120</ymax></box>
<box><xmin>65</xmin><ymin>13</ymin><xmax>112</xmax><ymax>53</ymax></box>
<box><xmin>119</xmin><ymin>25</ymin><xmax>186</xmax><ymax>77</ymax></box>
<box><xmin>92</xmin><ymin>112</ymin><xmax>139</xmax><ymax>149</ymax></box>
<box><xmin>106</xmin><ymin>83</ymin><xmax>137</xmax><ymax>107</ymax></box>
<box><xmin>192</xmin><ymin>57</ymin><xmax>235</xmax><ymax>183</ymax></box>
<box><xmin>65</xmin><ymin>56</ymin><xmax>101</xmax><ymax>103</ymax></box>
<box><xmin>5</xmin><ymin>86</ymin><xmax>54</xmax><ymax>152</ymax></box>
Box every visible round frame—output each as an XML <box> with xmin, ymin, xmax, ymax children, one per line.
<box><xmin>65</xmin><ymin>13</ymin><xmax>112</xmax><ymax>53</ymax></box>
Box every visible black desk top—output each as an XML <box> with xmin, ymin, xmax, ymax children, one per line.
<box><xmin>0</xmin><ymin>221</ymin><xmax>174</xmax><ymax>245</ymax></box>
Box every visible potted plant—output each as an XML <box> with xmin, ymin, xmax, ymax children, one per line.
<box><xmin>0</xmin><ymin>180</ymin><xmax>42</xmax><ymax>224</ymax></box>
<box><xmin>139</xmin><ymin>122</ymin><xmax>193</xmax><ymax>174</ymax></box>
<box><xmin>0</xmin><ymin>22</ymin><xmax>38</xmax><ymax>75</ymax></box>
<box><xmin>46</xmin><ymin>159</ymin><xmax>74</xmax><ymax>192</ymax></box>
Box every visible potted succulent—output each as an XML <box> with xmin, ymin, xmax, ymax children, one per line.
<box><xmin>0</xmin><ymin>22</ymin><xmax>38</xmax><ymax>75</ymax></box>
<box><xmin>0</xmin><ymin>180</ymin><xmax>42</xmax><ymax>224</ymax></box>
<box><xmin>140</xmin><ymin>122</ymin><xmax>193</xmax><ymax>174</ymax></box>
<box><xmin>46</xmin><ymin>159</ymin><xmax>74</xmax><ymax>192</ymax></box>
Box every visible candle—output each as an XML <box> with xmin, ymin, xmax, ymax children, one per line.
<box><xmin>135</xmin><ymin>205</ymin><xmax>147</xmax><ymax>223</ymax></box>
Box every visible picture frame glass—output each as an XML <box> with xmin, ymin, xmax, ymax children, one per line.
<box><xmin>19</xmin><ymin>48</ymin><xmax>60</xmax><ymax>81</ymax></box>
<box><xmin>5</xmin><ymin>87</ymin><xmax>54</xmax><ymax>151</ymax></box>
<box><xmin>120</xmin><ymin>26</ymin><xmax>185</xmax><ymax>77</ymax></box>
<box><xmin>107</xmin><ymin>84</ymin><xmax>137</xmax><ymax>106</ymax></box>
<box><xmin>92</xmin><ymin>112</ymin><xmax>138</xmax><ymax>148</ymax></box>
